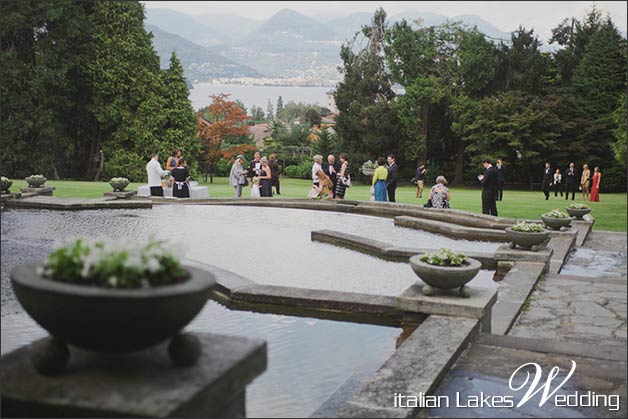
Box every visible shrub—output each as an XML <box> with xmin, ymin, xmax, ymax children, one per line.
<box><xmin>39</xmin><ymin>238</ymin><xmax>188</xmax><ymax>288</ymax></box>
<box><xmin>420</xmin><ymin>249</ymin><xmax>468</xmax><ymax>267</ymax></box>
<box><xmin>284</xmin><ymin>161</ymin><xmax>312</xmax><ymax>179</ymax></box>
<box><xmin>511</xmin><ymin>221</ymin><xmax>544</xmax><ymax>232</ymax></box>
<box><xmin>103</xmin><ymin>152</ymin><xmax>146</xmax><ymax>182</ymax></box>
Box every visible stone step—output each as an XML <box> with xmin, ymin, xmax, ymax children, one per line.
<box><xmin>394</xmin><ymin>216</ymin><xmax>508</xmax><ymax>242</ymax></box>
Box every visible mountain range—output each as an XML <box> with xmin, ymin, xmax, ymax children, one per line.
<box><xmin>145</xmin><ymin>7</ymin><xmax>515</xmax><ymax>82</ymax></box>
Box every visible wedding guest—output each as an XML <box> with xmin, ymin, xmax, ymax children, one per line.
<box><xmin>312</xmin><ymin>170</ymin><xmax>333</xmax><ymax>199</ymax></box>
<box><xmin>229</xmin><ymin>155</ymin><xmax>248</xmax><ymax>198</ymax></box>
<box><xmin>269</xmin><ymin>152</ymin><xmax>281</xmax><ymax>195</ymax></box>
<box><xmin>250</xmin><ymin>176</ymin><xmax>261</xmax><ymax>198</ymax></box>
<box><xmin>581</xmin><ymin>164</ymin><xmax>591</xmax><ymax>201</ymax></box>
<box><xmin>428</xmin><ymin>176</ymin><xmax>451</xmax><ymax>208</ymax></box>
<box><xmin>259</xmin><ymin>156</ymin><xmax>273</xmax><ymax>197</ymax></box>
<box><xmin>542</xmin><ymin>162</ymin><xmax>552</xmax><ymax>200</ymax></box>
<box><xmin>553</xmin><ymin>168</ymin><xmax>563</xmax><ymax>197</ymax></box>
<box><xmin>249</xmin><ymin>151</ymin><xmax>262</xmax><ymax>181</ymax></box>
<box><xmin>146</xmin><ymin>152</ymin><xmax>169</xmax><ymax>197</ymax></box>
<box><xmin>414</xmin><ymin>163</ymin><xmax>427</xmax><ymax>198</ymax></box>
<box><xmin>171</xmin><ymin>159</ymin><xmax>190</xmax><ymax>198</ymax></box>
<box><xmin>335</xmin><ymin>153</ymin><xmax>350</xmax><ymax>199</ymax></box>
<box><xmin>312</xmin><ymin>155</ymin><xmax>323</xmax><ymax>187</ymax></box>
<box><xmin>590</xmin><ymin>166</ymin><xmax>601</xmax><ymax>202</ymax></box>
<box><xmin>478</xmin><ymin>159</ymin><xmax>498</xmax><ymax>216</ymax></box>
<box><xmin>386</xmin><ymin>154</ymin><xmax>399</xmax><ymax>202</ymax></box>
<box><xmin>322</xmin><ymin>154</ymin><xmax>340</xmax><ymax>198</ymax></box>
<box><xmin>565</xmin><ymin>162</ymin><xmax>578</xmax><ymax>201</ymax></box>
<box><xmin>372</xmin><ymin>157</ymin><xmax>388</xmax><ymax>202</ymax></box>
<box><xmin>496</xmin><ymin>159</ymin><xmax>505</xmax><ymax>201</ymax></box>
<box><xmin>166</xmin><ymin>148</ymin><xmax>181</xmax><ymax>172</ymax></box>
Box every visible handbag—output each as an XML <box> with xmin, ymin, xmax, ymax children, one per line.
<box><xmin>341</xmin><ymin>176</ymin><xmax>352</xmax><ymax>188</ymax></box>
<box><xmin>307</xmin><ymin>186</ymin><xmax>320</xmax><ymax>199</ymax></box>
<box><xmin>369</xmin><ymin>186</ymin><xmax>375</xmax><ymax>195</ymax></box>
<box><xmin>242</xmin><ymin>177</ymin><xmax>249</xmax><ymax>187</ymax></box>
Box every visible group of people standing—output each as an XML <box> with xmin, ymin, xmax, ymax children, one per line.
<box><xmin>146</xmin><ymin>148</ymin><xmax>191</xmax><ymax>198</ymax></box>
<box><xmin>311</xmin><ymin>153</ymin><xmax>353</xmax><ymax>200</ymax></box>
<box><xmin>542</xmin><ymin>162</ymin><xmax>602</xmax><ymax>202</ymax></box>
<box><xmin>229</xmin><ymin>151</ymin><xmax>281</xmax><ymax>198</ymax></box>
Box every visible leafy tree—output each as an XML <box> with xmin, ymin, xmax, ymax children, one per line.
<box><xmin>304</xmin><ymin>109</ymin><xmax>322</xmax><ymax>127</ymax></box>
<box><xmin>611</xmin><ymin>93</ymin><xmax>627</xmax><ymax>162</ymax></box>
<box><xmin>312</xmin><ymin>128</ymin><xmax>338</xmax><ymax>157</ymax></box>
<box><xmin>335</xmin><ymin>8</ymin><xmax>402</xmax><ymax>165</ymax></box>
<box><xmin>197</xmin><ymin>93</ymin><xmax>251</xmax><ymax>182</ymax></box>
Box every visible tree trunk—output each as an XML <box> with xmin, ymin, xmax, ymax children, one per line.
<box><xmin>420</xmin><ymin>105</ymin><xmax>429</xmax><ymax>163</ymax></box>
<box><xmin>453</xmin><ymin>139</ymin><xmax>465</xmax><ymax>186</ymax></box>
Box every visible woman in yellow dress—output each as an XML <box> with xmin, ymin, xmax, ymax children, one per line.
<box><xmin>580</xmin><ymin>164</ymin><xmax>591</xmax><ymax>201</ymax></box>
<box><xmin>372</xmin><ymin>157</ymin><xmax>389</xmax><ymax>202</ymax></box>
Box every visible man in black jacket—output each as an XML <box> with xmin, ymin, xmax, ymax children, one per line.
<box><xmin>496</xmin><ymin>159</ymin><xmax>505</xmax><ymax>201</ymax></box>
<box><xmin>478</xmin><ymin>158</ymin><xmax>498</xmax><ymax>216</ymax></box>
<box><xmin>386</xmin><ymin>154</ymin><xmax>399</xmax><ymax>202</ymax></box>
<box><xmin>564</xmin><ymin>161</ymin><xmax>578</xmax><ymax>201</ymax></box>
<box><xmin>249</xmin><ymin>152</ymin><xmax>262</xmax><ymax>181</ymax></box>
<box><xmin>542</xmin><ymin>162</ymin><xmax>552</xmax><ymax>200</ymax></box>
<box><xmin>322</xmin><ymin>154</ymin><xmax>340</xmax><ymax>197</ymax></box>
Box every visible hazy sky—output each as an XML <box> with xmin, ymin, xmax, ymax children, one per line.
<box><xmin>142</xmin><ymin>1</ymin><xmax>627</xmax><ymax>41</ymax></box>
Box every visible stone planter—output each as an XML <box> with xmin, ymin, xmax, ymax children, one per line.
<box><xmin>25</xmin><ymin>177</ymin><xmax>47</xmax><ymax>188</ymax></box>
<box><xmin>504</xmin><ymin>227</ymin><xmax>549</xmax><ymax>251</ymax></box>
<box><xmin>1</xmin><ymin>179</ymin><xmax>12</xmax><ymax>193</ymax></box>
<box><xmin>541</xmin><ymin>214</ymin><xmax>573</xmax><ymax>231</ymax></box>
<box><xmin>109</xmin><ymin>179</ymin><xmax>130</xmax><ymax>192</ymax></box>
<box><xmin>565</xmin><ymin>207</ymin><xmax>591</xmax><ymax>220</ymax></box>
<box><xmin>408</xmin><ymin>255</ymin><xmax>481</xmax><ymax>297</ymax></box>
<box><xmin>11</xmin><ymin>262</ymin><xmax>216</xmax><ymax>373</ymax></box>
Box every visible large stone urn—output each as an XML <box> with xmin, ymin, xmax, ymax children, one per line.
<box><xmin>25</xmin><ymin>176</ymin><xmax>47</xmax><ymax>188</ymax></box>
<box><xmin>541</xmin><ymin>214</ymin><xmax>573</xmax><ymax>231</ymax></box>
<box><xmin>109</xmin><ymin>178</ymin><xmax>130</xmax><ymax>192</ymax></box>
<box><xmin>11</xmin><ymin>263</ymin><xmax>216</xmax><ymax>374</ymax></box>
<box><xmin>1</xmin><ymin>178</ymin><xmax>12</xmax><ymax>193</ymax></box>
<box><xmin>409</xmin><ymin>255</ymin><xmax>481</xmax><ymax>297</ymax></box>
<box><xmin>505</xmin><ymin>227</ymin><xmax>549</xmax><ymax>251</ymax></box>
<box><xmin>565</xmin><ymin>206</ymin><xmax>591</xmax><ymax>220</ymax></box>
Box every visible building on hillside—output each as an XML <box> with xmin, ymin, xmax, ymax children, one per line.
<box><xmin>248</xmin><ymin>123</ymin><xmax>271</xmax><ymax>150</ymax></box>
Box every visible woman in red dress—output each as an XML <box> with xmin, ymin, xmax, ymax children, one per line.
<box><xmin>590</xmin><ymin>166</ymin><xmax>601</xmax><ymax>202</ymax></box>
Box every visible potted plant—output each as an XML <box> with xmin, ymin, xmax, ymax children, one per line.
<box><xmin>408</xmin><ymin>249</ymin><xmax>481</xmax><ymax>297</ymax></box>
<box><xmin>565</xmin><ymin>202</ymin><xmax>591</xmax><ymax>219</ymax></box>
<box><xmin>11</xmin><ymin>238</ymin><xmax>216</xmax><ymax>374</ymax></box>
<box><xmin>1</xmin><ymin>176</ymin><xmax>12</xmax><ymax>193</ymax></box>
<box><xmin>361</xmin><ymin>160</ymin><xmax>377</xmax><ymax>176</ymax></box>
<box><xmin>541</xmin><ymin>208</ymin><xmax>573</xmax><ymax>231</ymax></box>
<box><xmin>109</xmin><ymin>177</ymin><xmax>130</xmax><ymax>192</ymax></box>
<box><xmin>25</xmin><ymin>174</ymin><xmax>47</xmax><ymax>188</ymax></box>
<box><xmin>505</xmin><ymin>221</ymin><xmax>549</xmax><ymax>251</ymax></box>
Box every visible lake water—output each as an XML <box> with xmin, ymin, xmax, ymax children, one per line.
<box><xmin>190</xmin><ymin>83</ymin><xmax>332</xmax><ymax>112</ymax></box>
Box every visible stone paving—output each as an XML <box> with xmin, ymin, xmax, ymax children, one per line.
<box><xmin>509</xmin><ymin>231</ymin><xmax>627</xmax><ymax>347</ymax></box>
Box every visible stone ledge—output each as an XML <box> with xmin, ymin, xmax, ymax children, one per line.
<box><xmin>311</xmin><ymin>230</ymin><xmax>497</xmax><ymax>269</ymax></box>
<box><xmin>494</xmin><ymin>243</ymin><xmax>553</xmax><ymax>264</ymax></box>
<box><xmin>20</xmin><ymin>186</ymin><xmax>55</xmax><ymax>196</ymax></box>
<box><xmin>0</xmin><ymin>333</ymin><xmax>267</xmax><ymax>418</ymax></box>
<box><xmin>394</xmin><ymin>216</ymin><xmax>508</xmax><ymax>242</ymax></box>
<box><xmin>337</xmin><ymin>315</ymin><xmax>479</xmax><ymax>418</ymax></box>
<box><xmin>6</xmin><ymin>196</ymin><xmax>152</xmax><ymax>210</ymax></box>
<box><xmin>103</xmin><ymin>190</ymin><xmax>137</xmax><ymax>199</ymax></box>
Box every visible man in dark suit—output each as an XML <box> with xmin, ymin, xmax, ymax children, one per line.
<box><xmin>322</xmin><ymin>154</ymin><xmax>340</xmax><ymax>197</ymax></box>
<box><xmin>565</xmin><ymin>161</ymin><xmax>578</xmax><ymax>201</ymax></box>
<box><xmin>478</xmin><ymin>158</ymin><xmax>498</xmax><ymax>216</ymax></box>
<box><xmin>496</xmin><ymin>159</ymin><xmax>505</xmax><ymax>201</ymax></box>
<box><xmin>542</xmin><ymin>162</ymin><xmax>552</xmax><ymax>200</ymax></box>
<box><xmin>386</xmin><ymin>154</ymin><xmax>399</xmax><ymax>202</ymax></box>
<box><xmin>249</xmin><ymin>151</ymin><xmax>262</xmax><ymax>181</ymax></box>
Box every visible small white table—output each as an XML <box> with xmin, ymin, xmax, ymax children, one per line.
<box><xmin>137</xmin><ymin>182</ymin><xmax>209</xmax><ymax>199</ymax></box>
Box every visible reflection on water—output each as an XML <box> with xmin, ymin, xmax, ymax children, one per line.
<box><xmin>1</xmin><ymin>206</ymin><xmax>498</xmax><ymax>298</ymax></box>
<box><xmin>1</xmin><ymin>300</ymin><xmax>399</xmax><ymax>418</ymax></box>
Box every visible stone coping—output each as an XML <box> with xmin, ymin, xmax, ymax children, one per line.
<box><xmin>0</xmin><ymin>333</ymin><xmax>267</xmax><ymax>418</ymax></box>
<box><xmin>6</xmin><ymin>195</ymin><xmax>152</xmax><ymax>210</ymax></box>
<box><xmin>337</xmin><ymin>315</ymin><xmax>480</xmax><ymax>418</ymax></box>
<box><xmin>20</xmin><ymin>186</ymin><xmax>55</xmax><ymax>196</ymax></box>
<box><xmin>103</xmin><ymin>190</ymin><xmax>137</xmax><ymax>199</ymax></box>
<box><xmin>187</xmin><ymin>261</ymin><xmax>496</xmax><ymax>327</ymax></box>
<box><xmin>394</xmin><ymin>216</ymin><xmax>509</xmax><ymax>242</ymax></box>
<box><xmin>311</xmin><ymin>230</ymin><xmax>498</xmax><ymax>269</ymax></box>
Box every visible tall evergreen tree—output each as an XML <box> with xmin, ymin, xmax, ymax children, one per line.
<box><xmin>161</xmin><ymin>51</ymin><xmax>199</xmax><ymax>174</ymax></box>
<box><xmin>266</xmin><ymin>99</ymin><xmax>274</xmax><ymax>120</ymax></box>
<box><xmin>276</xmin><ymin>96</ymin><xmax>284</xmax><ymax>115</ymax></box>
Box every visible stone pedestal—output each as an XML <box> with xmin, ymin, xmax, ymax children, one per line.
<box><xmin>20</xmin><ymin>186</ymin><xmax>55</xmax><ymax>196</ymax></box>
<box><xmin>103</xmin><ymin>190</ymin><xmax>137</xmax><ymax>199</ymax></box>
<box><xmin>0</xmin><ymin>333</ymin><xmax>267</xmax><ymax>418</ymax></box>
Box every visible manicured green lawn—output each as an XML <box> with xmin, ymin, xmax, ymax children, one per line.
<box><xmin>8</xmin><ymin>178</ymin><xmax>626</xmax><ymax>231</ymax></box>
